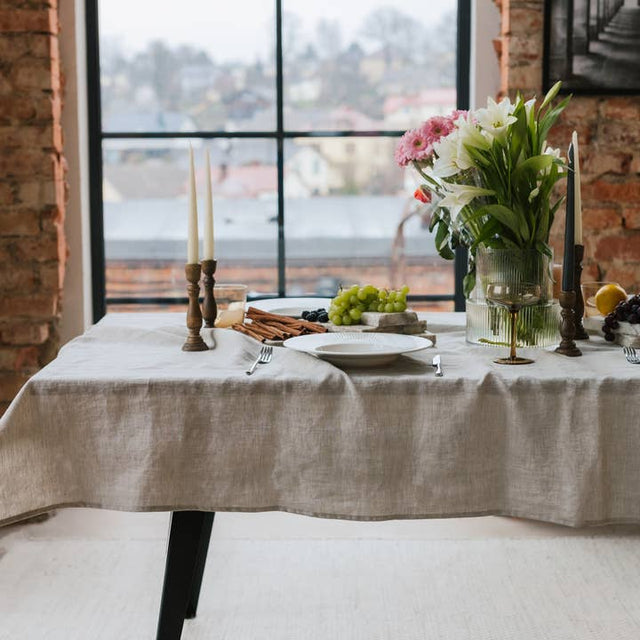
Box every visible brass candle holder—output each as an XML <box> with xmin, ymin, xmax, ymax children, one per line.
<box><xmin>182</xmin><ymin>263</ymin><xmax>208</xmax><ymax>352</ymax></box>
<box><xmin>573</xmin><ymin>244</ymin><xmax>589</xmax><ymax>340</ymax></box>
<box><xmin>555</xmin><ymin>290</ymin><xmax>582</xmax><ymax>357</ymax></box>
<box><xmin>201</xmin><ymin>259</ymin><xmax>217</xmax><ymax>328</ymax></box>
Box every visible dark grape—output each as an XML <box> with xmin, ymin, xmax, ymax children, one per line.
<box><xmin>604</xmin><ymin>332</ymin><xmax>615</xmax><ymax>342</ymax></box>
<box><xmin>306</xmin><ymin>312</ymin><xmax>318</xmax><ymax>322</ymax></box>
<box><xmin>611</xmin><ymin>319</ymin><xmax>620</xmax><ymax>329</ymax></box>
<box><xmin>628</xmin><ymin>313</ymin><xmax>639</xmax><ymax>324</ymax></box>
<box><xmin>318</xmin><ymin>313</ymin><xmax>329</xmax><ymax>323</ymax></box>
<box><xmin>301</xmin><ymin>311</ymin><xmax>309</xmax><ymax>319</ymax></box>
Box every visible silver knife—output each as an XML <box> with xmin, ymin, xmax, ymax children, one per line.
<box><xmin>432</xmin><ymin>354</ymin><xmax>443</xmax><ymax>377</ymax></box>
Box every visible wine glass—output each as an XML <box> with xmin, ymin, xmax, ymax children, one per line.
<box><xmin>486</xmin><ymin>282</ymin><xmax>542</xmax><ymax>365</ymax></box>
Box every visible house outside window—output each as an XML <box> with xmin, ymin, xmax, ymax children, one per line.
<box><xmin>87</xmin><ymin>0</ymin><xmax>470</xmax><ymax>318</ymax></box>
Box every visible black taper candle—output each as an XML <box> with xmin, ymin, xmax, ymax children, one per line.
<box><xmin>562</xmin><ymin>144</ymin><xmax>575</xmax><ymax>292</ymax></box>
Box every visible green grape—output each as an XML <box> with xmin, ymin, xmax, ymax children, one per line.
<box><xmin>357</xmin><ymin>288</ymin><xmax>368</xmax><ymax>301</ymax></box>
<box><xmin>349</xmin><ymin>308</ymin><xmax>362</xmax><ymax>321</ymax></box>
<box><xmin>332</xmin><ymin>315</ymin><xmax>343</xmax><ymax>326</ymax></box>
<box><xmin>368</xmin><ymin>302</ymin><xmax>379</xmax><ymax>312</ymax></box>
<box><xmin>356</xmin><ymin>303</ymin><xmax>366</xmax><ymax>312</ymax></box>
<box><xmin>364</xmin><ymin>285</ymin><xmax>377</xmax><ymax>295</ymax></box>
<box><xmin>394</xmin><ymin>301</ymin><xmax>406</xmax><ymax>312</ymax></box>
<box><xmin>378</xmin><ymin>290</ymin><xmax>388</xmax><ymax>300</ymax></box>
<box><xmin>349</xmin><ymin>285</ymin><xmax>359</xmax><ymax>295</ymax></box>
<box><xmin>388</xmin><ymin>291</ymin><xmax>397</xmax><ymax>302</ymax></box>
<box><xmin>350</xmin><ymin>295</ymin><xmax>358</xmax><ymax>306</ymax></box>
<box><xmin>384</xmin><ymin>303</ymin><xmax>394</xmax><ymax>313</ymax></box>
<box><xmin>342</xmin><ymin>314</ymin><xmax>353</xmax><ymax>326</ymax></box>
<box><xmin>401</xmin><ymin>285</ymin><xmax>410</xmax><ymax>295</ymax></box>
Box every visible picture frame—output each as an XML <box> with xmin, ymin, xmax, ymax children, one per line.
<box><xmin>543</xmin><ymin>0</ymin><xmax>640</xmax><ymax>95</ymax></box>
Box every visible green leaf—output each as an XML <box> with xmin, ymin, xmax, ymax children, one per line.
<box><xmin>434</xmin><ymin>220</ymin><xmax>455</xmax><ymax>260</ymax></box>
<box><xmin>464</xmin><ymin>144</ymin><xmax>491</xmax><ymax>167</ymax></box>
<box><xmin>463</xmin><ymin>271</ymin><xmax>476</xmax><ymax>299</ymax></box>
<box><xmin>539</xmin><ymin>81</ymin><xmax>562</xmax><ymax>112</ymax></box>
<box><xmin>474</xmin><ymin>204</ymin><xmax>523</xmax><ymax>242</ymax></box>
<box><xmin>513</xmin><ymin>154</ymin><xmax>555</xmax><ymax>179</ymax></box>
<box><xmin>535</xmin><ymin>240</ymin><xmax>553</xmax><ymax>258</ymax></box>
<box><xmin>538</xmin><ymin>95</ymin><xmax>571</xmax><ymax>143</ymax></box>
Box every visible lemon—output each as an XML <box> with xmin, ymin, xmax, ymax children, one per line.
<box><xmin>594</xmin><ymin>283</ymin><xmax>627</xmax><ymax>315</ymax></box>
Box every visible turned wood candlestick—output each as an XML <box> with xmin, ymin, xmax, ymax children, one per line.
<box><xmin>555</xmin><ymin>290</ymin><xmax>582</xmax><ymax>357</ymax></box>
<box><xmin>182</xmin><ymin>263</ymin><xmax>208</xmax><ymax>352</ymax></box>
<box><xmin>201</xmin><ymin>259</ymin><xmax>217</xmax><ymax>328</ymax></box>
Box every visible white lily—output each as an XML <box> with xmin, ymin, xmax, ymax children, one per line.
<box><xmin>543</xmin><ymin>145</ymin><xmax>563</xmax><ymax>174</ymax></box>
<box><xmin>476</xmin><ymin>96</ymin><xmax>517</xmax><ymax>139</ymax></box>
<box><xmin>524</xmin><ymin>98</ymin><xmax>536</xmax><ymax>121</ymax></box>
<box><xmin>437</xmin><ymin>183</ymin><xmax>495</xmax><ymax>220</ymax></box>
<box><xmin>433</xmin><ymin>130</ymin><xmax>476</xmax><ymax>178</ymax></box>
<box><xmin>455</xmin><ymin>114</ymin><xmax>491</xmax><ymax>151</ymax></box>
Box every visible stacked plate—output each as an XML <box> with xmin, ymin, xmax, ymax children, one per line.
<box><xmin>283</xmin><ymin>332</ymin><xmax>432</xmax><ymax>367</ymax></box>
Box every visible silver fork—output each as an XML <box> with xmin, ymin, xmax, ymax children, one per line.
<box><xmin>246</xmin><ymin>345</ymin><xmax>273</xmax><ymax>375</ymax></box>
<box><xmin>623</xmin><ymin>346</ymin><xmax>640</xmax><ymax>364</ymax></box>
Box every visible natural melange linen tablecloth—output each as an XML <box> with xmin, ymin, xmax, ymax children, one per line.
<box><xmin>1</xmin><ymin>312</ymin><xmax>639</xmax><ymax>528</ymax></box>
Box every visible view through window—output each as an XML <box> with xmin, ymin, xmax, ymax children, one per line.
<box><xmin>92</xmin><ymin>0</ymin><xmax>463</xmax><ymax>315</ymax></box>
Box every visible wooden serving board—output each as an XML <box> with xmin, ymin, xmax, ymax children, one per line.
<box><xmin>321</xmin><ymin>310</ymin><xmax>436</xmax><ymax>345</ymax></box>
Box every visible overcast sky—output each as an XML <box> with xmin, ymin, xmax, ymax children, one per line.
<box><xmin>100</xmin><ymin>0</ymin><xmax>456</xmax><ymax>63</ymax></box>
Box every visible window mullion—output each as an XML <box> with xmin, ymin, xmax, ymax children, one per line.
<box><xmin>275</xmin><ymin>0</ymin><xmax>286</xmax><ymax>297</ymax></box>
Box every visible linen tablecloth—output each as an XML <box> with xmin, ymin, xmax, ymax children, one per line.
<box><xmin>1</xmin><ymin>312</ymin><xmax>639</xmax><ymax>528</ymax></box>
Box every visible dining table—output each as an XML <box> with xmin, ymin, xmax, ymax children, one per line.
<box><xmin>1</xmin><ymin>310</ymin><xmax>640</xmax><ymax>640</ymax></box>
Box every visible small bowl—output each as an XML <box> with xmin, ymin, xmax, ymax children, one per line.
<box><xmin>214</xmin><ymin>284</ymin><xmax>247</xmax><ymax>328</ymax></box>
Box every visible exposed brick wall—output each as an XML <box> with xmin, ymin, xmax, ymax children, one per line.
<box><xmin>495</xmin><ymin>0</ymin><xmax>640</xmax><ymax>290</ymax></box>
<box><xmin>0</xmin><ymin>0</ymin><xmax>66</xmax><ymax>416</ymax></box>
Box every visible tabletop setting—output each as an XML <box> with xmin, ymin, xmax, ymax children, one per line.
<box><xmin>3</xmin><ymin>81</ymin><xmax>640</xmax><ymax>531</ymax></box>
<box><xmin>2</xmin><ymin>81</ymin><xmax>640</xmax><ymax>640</ymax></box>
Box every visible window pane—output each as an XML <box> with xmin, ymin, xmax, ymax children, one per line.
<box><xmin>283</xmin><ymin>137</ymin><xmax>454</xmax><ymax>297</ymax></box>
<box><xmin>103</xmin><ymin>138</ymin><xmax>279</xmax><ymax>305</ymax></box>
<box><xmin>99</xmin><ymin>0</ymin><xmax>276</xmax><ymax>132</ymax></box>
<box><xmin>283</xmin><ymin>0</ymin><xmax>457</xmax><ymax>130</ymax></box>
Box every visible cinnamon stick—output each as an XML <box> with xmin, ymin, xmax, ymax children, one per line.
<box><xmin>232</xmin><ymin>323</ymin><xmax>265</xmax><ymax>342</ymax></box>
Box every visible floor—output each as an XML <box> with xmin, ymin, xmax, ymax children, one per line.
<box><xmin>1</xmin><ymin>510</ymin><xmax>640</xmax><ymax>639</ymax></box>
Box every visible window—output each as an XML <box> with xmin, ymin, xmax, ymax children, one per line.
<box><xmin>87</xmin><ymin>0</ymin><xmax>470</xmax><ymax>319</ymax></box>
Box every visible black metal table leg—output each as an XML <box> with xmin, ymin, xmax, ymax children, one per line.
<box><xmin>185</xmin><ymin>512</ymin><xmax>215</xmax><ymax>619</ymax></box>
<box><xmin>155</xmin><ymin>511</ymin><xmax>215</xmax><ymax>640</ymax></box>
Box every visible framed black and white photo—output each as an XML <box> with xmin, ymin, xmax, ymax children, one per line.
<box><xmin>543</xmin><ymin>0</ymin><xmax>640</xmax><ymax>94</ymax></box>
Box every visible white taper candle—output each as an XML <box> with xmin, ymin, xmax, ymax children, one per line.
<box><xmin>203</xmin><ymin>150</ymin><xmax>214</xmax><ymax>260</ymax></box>
<box><xmin>572</xmin><ymin>131</ymin><xmax>583</xmax><ymax>245</ymax></box>
<box><xmin>187</xmin><ymin>145</ymin><xmax>199</xmax><ymax>264</ymax></box>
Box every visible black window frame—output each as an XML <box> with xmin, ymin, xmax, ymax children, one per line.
<box><xmin>86</xmin><ymin>0</ymin><xmax>471</xmax><ymax>322</ymax></box>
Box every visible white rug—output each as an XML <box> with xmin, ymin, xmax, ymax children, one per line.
<box><xmin>1</xmin><ymin>535</ymin><xmax>640</xmax><ymax>639</ymax></box>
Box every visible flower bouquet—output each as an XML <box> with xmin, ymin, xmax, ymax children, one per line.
<box><xmin>396</xmin><ymin>82</ymin><xmax>571</xmax><ymax>346</ymax></box>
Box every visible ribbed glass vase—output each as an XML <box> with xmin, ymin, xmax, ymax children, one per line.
<box><xmin>466</xmin><ymin>246</ymin><xmax>561</xmax><ymax>348</ymax></box>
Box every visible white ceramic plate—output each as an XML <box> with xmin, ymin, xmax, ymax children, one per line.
<box><xmin>283</xmin><ymin>332</ymin><xmax>432</xmax><ymax>367</ymax></box>
<box><xmin>248</xmin><ymin>297</ymin><xmax>331</xmax><ymax>318</ymax></box>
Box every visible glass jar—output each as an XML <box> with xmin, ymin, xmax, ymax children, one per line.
<box><xmin>466</xmin><ymin>246</ymin><xmax>561</xmax><ymax>348</ymax></box>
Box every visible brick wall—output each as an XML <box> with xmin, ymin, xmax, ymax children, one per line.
<box><xmin>495</xmin><ymin>0</ymin><xmax>640</xmax><ymax>290</ymax></box>
<box><xmin>0</xmin><ymin>0</ymin><xmax>66</xmax><ymax>416</ymax></box>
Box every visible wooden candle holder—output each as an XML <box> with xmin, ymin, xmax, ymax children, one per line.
<box><xmin>555</xmin><ymin>290</ymin><xmax>582</xmax><ymax>357</ymax></box>
<box><xmin>201</xmin><ymin>259</ymin><xmax>217</xmax><ymax>328</ymax></box>
<box><xmin>182</xmin><ymin>263</ymin><xmax>208</xmax><ymax>352</ymax></box>
<box><xmin>573</xmin><ymin>244</ymin><xmax>589</xmax><ymax>340</ymax></box>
